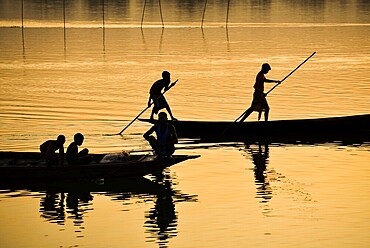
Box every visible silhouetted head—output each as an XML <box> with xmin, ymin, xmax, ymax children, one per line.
<box><xmin>261</xmin><ymin>63</ymin><xmax>271</xmax><ymax>73</ymax></box>
<box><xmin>56</xmin><ymin>135</ymin><xmax>65</xmax><ymax>145</ymax></box>
<box><xmin>162</xmin><ymin>71</ymin><xmax>170</xmax><ymax>80</ymax></box>
<box><xmin>74</xmin><ymin>133</ymin><xmax>84</xmax><ymax>146</ymax></box>
<box><xmin>158</xmin><ymin>112</ymin><xmax>168</xmax><ymax>123</ymax></box>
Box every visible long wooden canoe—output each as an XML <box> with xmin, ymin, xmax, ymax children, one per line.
<box><xmin>0</xmin><ymin>152</ymin><xmax>200</xmax><ymax>180</ymax></box>
<box><xmin>139</xmin><ymin>114</ymin><xmax>370</xmax><ymax>143</ymax></box>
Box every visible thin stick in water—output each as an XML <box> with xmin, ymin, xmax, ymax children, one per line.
<box><xmin>102</xmin><ymin>0</ymin><xmax>106</xmax><ymax>52</ymax></box>
<box><xmin>21</xmin><ymin>0</ymin><xmax>25</xmax><ymax>53</ymax></box>
<box><xmin>158</xmin><ymin>0</ymin><xmax>164</xmax><ymax>28</ymax></box>
<box><xmin>141</xmin><ymin>0</ymin><xmax>147</xmax><ymax>28</ymax></box>
<box><xmin>63</xmin><ymin>0</ymin><xmax>66</xmax><ymax>53</ymax></box>
<box><xmin>226</xmin><ymin>0</ymin><xmax>230</xmax><ymax>27</ymax></box>
<box><xmin>201</xmin><ymin>0</ymin><xmax>208</xmax><ymax>28</ymax></box>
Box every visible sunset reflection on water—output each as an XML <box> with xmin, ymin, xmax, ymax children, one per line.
<box><xmin>0</xmin><ymin>0</ymin><xmax>370</xmax><ymax>247</ymax></box>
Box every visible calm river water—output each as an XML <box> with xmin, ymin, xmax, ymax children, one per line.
<box><xmin>0</xmin><ymin>0</ymin><xmax>370</xmax><ymax>247</ymax></box>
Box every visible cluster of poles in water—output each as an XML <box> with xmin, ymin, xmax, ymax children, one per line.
<box><xmin>142</xmin><ymin>0</ymin><xmax>232</xmax><ymax>28</ymax></box>
<box><xmin>19</xmin><ymin>0</ymin><xmax>232</xmax><ymax>29</ymax></box>
<box><xmin>18</xmin><ymin>0</ymin><xmax>232</xmax><ymax>55</ymax></box>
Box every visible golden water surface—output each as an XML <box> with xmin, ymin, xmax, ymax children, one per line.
<box><xmin>0</xmin><ymin>0</ymin><xmax>369</xmax><ymax>247</ymax></box>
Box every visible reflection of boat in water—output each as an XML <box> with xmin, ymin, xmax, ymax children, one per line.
<box><xmin>0</xmin><ymin>177</ymin><xmax>165</xmax><ymax>230</ymax></box>
<box><xmin>0</xmin><ymin>172</ymin><xmax>198</xmax><ymax>246</ymax></box>
<box><xmin>0</xmin><ymin>151</ymin><xmax>200</xmax><ymax>180</ymax></box>
<box><xmin>0</xmin><ymin>176</ymin><xmax>166</xmax><ymax>195</ymax></box>
<box><xmin>140</xmin><ymin>114</ymin><xmax>370</xmax><ymax>144</ymax></box>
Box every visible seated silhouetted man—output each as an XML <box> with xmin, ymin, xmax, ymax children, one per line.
<box><xmin>66</xmin><ymin>133</ymin><xmax>93</xmax><ymax>165</ymax></box>
<box><xmin>143</xmin><ymin>112</ymin><xmax>178</xmax><ymax>157</ymax></box>
<box><xmin>40</xmin><ymin>135</ymin><xmax>65</xmax><ymax>166</ymax></box>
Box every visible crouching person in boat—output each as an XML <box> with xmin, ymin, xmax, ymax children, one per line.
<box><xmin>40</xmin><ymin>134</ymin><xmax>66</xmax><ymax>166</ymax></box>
<box><xmin>66</xmin><ymin>133</ymin><xmax>93</xmax><ymax>165</ymax></box>
<box><xmin>143</xmin><ymin>112</ymin><xmax>178</xmax><ymax>157</ymax></box>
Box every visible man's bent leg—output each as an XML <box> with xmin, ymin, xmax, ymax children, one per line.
<box><xmin>147</xmin><ymin>136</ymin><xmax>159</xmax><ymax>154</ymax></box>
<box><xmin>166</xmin><ymin>106</ymin><xmax>177</xmax><ymax>121</ymax></box>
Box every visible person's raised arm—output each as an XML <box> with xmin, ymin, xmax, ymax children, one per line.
<box><xmin>163</xmin><ymin>81</ymin><xmax>170</xmax><ymax>92</ymax></box>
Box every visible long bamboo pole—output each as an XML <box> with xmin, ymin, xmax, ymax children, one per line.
<box><xmin>117</xmin><ymin>80</ymin><xmax>178</xmax><ymax>135</ymax></box>
<box><xmin>223</xmin><ymin>52</ymin><xmax>317</xmax><ymax>132</ymax></box>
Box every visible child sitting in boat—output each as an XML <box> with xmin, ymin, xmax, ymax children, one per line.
<box><xmin>66</xmin><ymin>133</ymin><xmax>93</xmax><ymax>165</ymax></box>
<box><xmin>40</xmin><ymin>134</ymin><xmax>66</xmax><ymax>166</ymax></box>
<box><xmin>143</xmin><ymin>112</ymin><xmax>178</xmax><ymax>157</ymax></box>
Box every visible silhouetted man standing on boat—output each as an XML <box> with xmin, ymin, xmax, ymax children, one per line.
<box><xmin>148</xmin><ymin>71</ymin><xmax>177</xmax><ymax>121</ymax></box>
<box><xmin>239</xmin><ymin>63</ymin><xmax>280</xmax><ymax>122</ymax></box>
<box><xmin>144</xmin><ymin>112</ymin><xmax>178</xmax><ymax>157</ymax></box>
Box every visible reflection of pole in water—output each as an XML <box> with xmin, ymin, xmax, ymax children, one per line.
<box><xmin>225</xmin><ymin>26</ymin><xmax>230</xmax><ymax>51</ymax></box>
<box><xmin>159</xmin><ymin>28</ymin><xmax>164</xmax><ymax>53</ymax></box>
<box><xmin>140</xmin><ymin>28</ymin><xmax>147</xmax><ymax>50</ymax></box>
<box><xmin>201</xmin><ymin>28</ymin><xmax>208</xmax><ymax>53</ymax></box>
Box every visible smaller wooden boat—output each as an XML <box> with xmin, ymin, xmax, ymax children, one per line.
<box><xmin>0</xmin><ymin>152</ymin><xmax>200</xmax><ymax>180</ymax></box>
<box><xmin>139</xmin><ymin>114</ymin><xmax>370</xmax><ymax>144</ymax></box>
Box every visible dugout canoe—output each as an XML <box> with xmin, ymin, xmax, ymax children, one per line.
<box><xmin>139</xmin><ymin>114</ymin><xmax>370</xmax><ymax>143</ymax></box>
<box><xmin>0</xmin><ymin>152</ymin><xmax>200</xmax><ymax>180</ymax></box>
